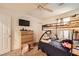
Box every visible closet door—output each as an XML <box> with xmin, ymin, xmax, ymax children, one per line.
<box><xmin>0</xmin><ymin>15</ymin><xmax>11</xmax><ymax>55</ymax></box>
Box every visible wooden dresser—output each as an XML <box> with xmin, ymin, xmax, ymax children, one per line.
<box><xmin>21</xmin><ymin>30</ymin><xmax>33</xmax><ymax>45</ymax></box>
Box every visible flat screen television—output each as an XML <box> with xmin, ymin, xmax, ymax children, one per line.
<box><xmin>19</xmin><ymin>19</ymin><xmax>30</xmax><ymax>26</ymax></box>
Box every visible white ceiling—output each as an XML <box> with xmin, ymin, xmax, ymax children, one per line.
<box><xmin>0</xmin><ymin>3</ymin><xmax>79</xmax><ymax>20</ymax></box>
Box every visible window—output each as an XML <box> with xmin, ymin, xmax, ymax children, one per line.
<box><xmin>58</xmin><ymin>30</ymin><xmax>63</xmax><ymax>39</ymax></box>
<box><xmin>63</xmin><ymin>17</ymin><xmax>70</xmax><ymax>24</ymax></box>
<box><xmin>57</xmin><ymin>19</ymin><xmax>63</xmax><ymax>25</ymax></box>
<box><xmin>63</xmin><ymin>30</ymin><xmax>69</xmax><ymax>39</ymax></box>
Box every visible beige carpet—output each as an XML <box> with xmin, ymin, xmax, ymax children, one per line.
<box><xmin>2</xmin><ymin>47</ymin><xmax>47</xmax><ymax>56</ymax></box>
<box><xmin>24</xmin><ymin>48</ymin><xmax>47</xmax><ymax>56</ymax></box>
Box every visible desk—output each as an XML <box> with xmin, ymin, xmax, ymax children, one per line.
<box><xmin>72</xmin><ymin>49</ymin><xmax>79</xmax><ymax>56</ymax></box>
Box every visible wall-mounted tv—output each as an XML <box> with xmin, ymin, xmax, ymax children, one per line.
<box><xmin>19</xmin><ymin>19</ymin><xmax>30</xmax><ymax>26</ymax></box>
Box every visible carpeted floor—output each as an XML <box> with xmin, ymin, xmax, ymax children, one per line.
<box><xmin>1</xmin><ymin>46</ymin><xmax>47</xmax><ymax>56</ymax></box>
<box><xmin>24</xmin><ymin>48</ymin><xmax>47</xmax><ymax>56</ymax></box>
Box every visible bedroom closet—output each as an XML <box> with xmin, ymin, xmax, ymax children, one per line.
<box><xmin>0</xmin><ymin>14</ymin><xmax>11</xmax><ymax>55</ymax></box>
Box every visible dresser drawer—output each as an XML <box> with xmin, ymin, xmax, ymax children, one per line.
<box><xmin>21</xmin><ymin>35</ymin><xmax>33</xmax><ymax>42</ymax></box>
<box><xmin>21</xmin><ymin>34</ymin><xmax>33</xmax><ymax>37</ymax></box>
<box><xmin>21</xmin><ymin>38</ymin><xmax>33</xmax><ymax>44</ymax></box>
<box><xmin>21</xmin><ymin>31</ymin><xmax>33</xmax><ymax>44</ymax></box>
<box><xmin>21</xmin><ymin>31</ymin><xmax>33</xmax><ymax>35</ymax></box>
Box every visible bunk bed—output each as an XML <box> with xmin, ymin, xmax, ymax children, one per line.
<box><xmin>38</xmin><ymin>17</ymin><xmax>79</xmax><ymax>56</ymax></box>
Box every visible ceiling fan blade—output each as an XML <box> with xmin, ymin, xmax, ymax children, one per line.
<box><xmin>41</xmin><ymin>7</ymin><xmax>53</xmax><ymax>12</ymax></box>
<box><xmin>58</xmin><ymin>3</ymin><xmax>64</xmax><ymax>6</ymax></box>
<box><xmin>36</xmin><ymin>4</ymin><xmax>53</xmax><ymax>12</ymax></box>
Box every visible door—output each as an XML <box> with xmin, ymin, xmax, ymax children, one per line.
<box><xmin>0</xmin><ymin>15</ymin><xmax>11</xmax><ymax>55</ymax></box>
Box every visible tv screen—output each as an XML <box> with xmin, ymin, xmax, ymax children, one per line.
<box><xmin>19</xmin><ymin>19</ymin><xmax>30</xmax><ymax>26</ymax></box>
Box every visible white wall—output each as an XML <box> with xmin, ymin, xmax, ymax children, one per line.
<box><xmin>11</xmin><ymin>15</ymin><xmax>43</xmax><ymax>50</ymax></box>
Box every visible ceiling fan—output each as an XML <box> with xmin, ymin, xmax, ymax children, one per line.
<box><xmin>36</xmin><ymin>4</ymin><xmax>53</xmax><ymax>12</ymax></box>
<box><xmin>36</xmin><ymin>3</ymin><xmax>64</xmax><ymax>12</ymax></box>
<box><xmin>58</xmin><ymin>3</ymin><xmax>64</xmax><ymax>6</ymax></box>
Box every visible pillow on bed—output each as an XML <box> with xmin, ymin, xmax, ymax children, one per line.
<box><xmin>40</xmin><ymin>39</ymin><xmax>51</xmax><ymax>43</ymax></box>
